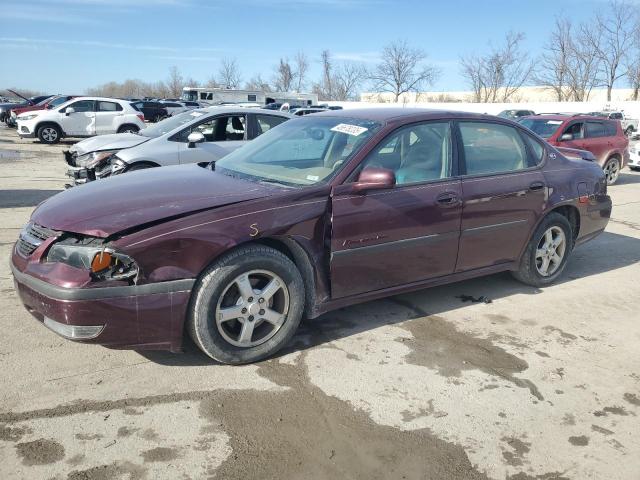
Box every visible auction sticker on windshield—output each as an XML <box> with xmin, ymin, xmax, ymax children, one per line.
<box><xmin>190</xmin><ymin>112</ymin><xmax>204</xmax><ymax>117</ymax></box>
<box><xmin>331</xmin><ymin>123</ymin><xmax>368</xmax><ymax>136</ymax></box>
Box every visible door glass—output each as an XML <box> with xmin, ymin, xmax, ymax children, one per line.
<box><xmin>562</xmin><ymin>122</ymin><xmax>583</xmax><ymax>140</ymax></box>
<box><xmin>357</xmin><ymin>122</ymin><xmax>452</xmax><ymax>184</ymax></box>
<box><xmin>459</xmin><ymin>122</ymin><xmax>528</xmax><ymax>175</ymax></box>
<box><xmin>97</xmin><ymin>101</ymin><xmax>119</xmax><ymax>112</ymax></box>
<box><xmin>223</xmin><ymin>115</ymin><xmax>246</xmax><ymax>140</ymax></box>
<box><xmin>585</xmin><ymin>122</ymin><xmax>605</xmax><ymax>138</ymax></box>
<box><xmin>255</xmin><ymin>114</ymin><xmax>288</xmax><ymax>136</ymax></box>
<box><xmin>189</xmin><ymin>118</ymin><xmax>219</xmax><ymax>142</ymax></box>
<box><xmin>65</xmin><ymin>100</ymin><xmax>94</xmax><ymax>113</ymax></box>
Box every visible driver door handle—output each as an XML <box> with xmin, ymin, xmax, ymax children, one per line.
<box><xmin>436</xmin><ymin>192</ymin><xmax>460</xmax><ymax>207</ymax></box>
<box><xmin>529</xmin><ymin>181</ymin><xmax>545</xmax><ymax>191</ymax></box>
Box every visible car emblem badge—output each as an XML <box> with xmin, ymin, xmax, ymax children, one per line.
<box><xmin>249</xmin><ymin>223</ymin><xmax>259</xmax><ymax>237</ymax></box>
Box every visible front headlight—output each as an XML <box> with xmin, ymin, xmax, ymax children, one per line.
<box><xmin>77</xmin><ymin>150</ymin><xmax>119</xmax><ymax>169</ymax></box>
<box><xmin>47</xmin><ymin>242</ymin><xmax>138</xmax><ymax>281</ymax></box>
<box><xmin>19</xmin><ymin>114</ymin><xmax>38</xmax><ymax>121</ymax></box>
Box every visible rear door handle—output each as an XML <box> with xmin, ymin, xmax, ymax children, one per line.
<box><xmin>529</xmin><ymin>181</ymin><xmax>545</xmax><ymax>191</ymax></box>
<box><xmin>436</xmin><ymin>192</ymin><xmax>460</xmax><ymax>207</ymax></box>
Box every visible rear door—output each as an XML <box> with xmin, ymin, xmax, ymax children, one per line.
<box><xmin>94</xmin><ymin>100</ymin><xmax>122</xmax><ymax>135</ymax></box>
<box><xmin>330</xmin><ymin>121</ymin><xmax>462</xmax><ymax>298</ymax></box>
<box><xmin>61</xmin><ymin>100</ymin><xmax>95</xmax><ymax>136</ymax></box>
<box><xmin>582</xmin><ymin>121</ymin><xmax>611</xmax><ymax>163</ymax></box>
<box><xmin>455</xmin><ymin>121</ymin><xmax>547</xmax><ymax>272</ymax></box>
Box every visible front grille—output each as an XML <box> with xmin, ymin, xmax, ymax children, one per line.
<box><xmin>16</xmin><ymin>223</ymin><xmax>58</xmax><ymax>257</ymax></box>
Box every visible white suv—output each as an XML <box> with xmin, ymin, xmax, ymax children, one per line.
<box><xmin>16</xmin><ymin>97</ymin><xmax>146</xmax><ymax>144</ymax></box>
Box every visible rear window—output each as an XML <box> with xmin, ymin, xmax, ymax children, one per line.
<box><xmin>459</xmin><ymin>122</ymin><xmax>529</xmax><ymax>175</ymax></box>
<box><xmin>518</xmin><ymin>118</ymin><xmax>563</xmax><ymax>139</ymax></box>
<box><xmin>97</xmin><ymin>101</ymin><xmax>122</xmax><ymax>112</ymax></box>
<box><xmin>604</xmin><ymin>121</ymin><xmax>617</xmax><ymax>137</ymax></box>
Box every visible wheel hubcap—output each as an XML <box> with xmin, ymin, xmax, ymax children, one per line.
<box><xmin>535</xmin><ymin>226</ymin><xmax>566</xmax><ymax>277</ymax></box>
<box><xmin>215</xmin><ymin>269</ymin><xmax>289</xmax><ymax>348</ymax></box>
<box><xmin>42</xmin><ymin>128</ymin><xmax>57</xmax><ymax>141</ymax></box>
<box><xmin>605</xmin><ymin>160</ymin><xmax>620</xmax><ymax>184</ymax></box>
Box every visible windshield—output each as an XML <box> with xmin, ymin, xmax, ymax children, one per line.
<box><xmin>140</xmin><ymin>110</ymin><xmax>208</xmax><ymax>138</ymax></box>
<box><xmin>216</xmin><ymin>116</ymin><xmax>381</xmax><ymax>187</ymax></box>
<box><xmin>518</xmin><ymin>118</ymin><xmax>563</xmax><ymax>138</ymax></box>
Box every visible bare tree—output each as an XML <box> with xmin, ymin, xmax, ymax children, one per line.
<box><xmin>332</xmin><ymin>63</ymin><xmax>368</xmax><ymax>100</ymax></box>
<box><xmin>582</xmin><ymin>1</ymin><xmax>636</xmax><ymax>101</ymax></box>
<box><xmin>369</xmin><ymin>40</ymin><xmax>440</xmax><ymax>102</ymax></box>
<box><xmin>294</xmin><ymin>51</ymin><xmax>309</xmax><ymax>92</ymax></box>
<box><xmin>165</xmin><ymin>66</ymin><xmax>184</xmax><ymax>98</ymax></box>
<box><xmin>460</xmin><ymin>31</ymin><xmax>533</xmax><ymax>103</ymax></box>
<box><xmin>564</xmin><ymin>27</ymin><xmax>603</xmax><ymax>101</ymax></box>
<box><xmin>244</xmin><ymin>75</ymin><xmax>272</xmax><ymax>92</ymax></box>
<box><xmin>273</xmin><ymin>58</ymin><xmax>294</xmax><ymax>91</ymax></box>
<box><xmin>628</xmin><ymin>59</ymin><xmax>640</xmax><ymax>100</ymax></box>
<box><xmin>535</xmin><ymin>19</ymin><xmax>573</xmax><ymax>101</ymax></box>
<box><xmin>218</xmin><ymin>57</ymin><xmax>242</xmax><ymax>89</ymax></box>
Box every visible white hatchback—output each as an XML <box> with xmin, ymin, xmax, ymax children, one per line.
<box><xmin>16</xmin><ymin>97</ymin><xmax>145</xmax><ymax>144</ymax></box>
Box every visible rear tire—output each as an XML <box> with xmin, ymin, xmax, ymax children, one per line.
<box><xmin>188</xmin><ymin>245</ymin><xmax>305</xmax><ymax>365</ymax></box>
<box><xmin>117</xmin><ymin>124</ymin><xmax>139</xmax><ymax>134</ymax></box>
<box><xmin>37</xmin><ymin>124</ymin><xmax>61</xmax><ymax>144</ymax></box>
<box><xmin>603</xmin><ymin>157</ymin><xmax>621</xmax><ymax>185</ymax></box>
<box><xmin>512</xmin><ymin>212</ymin><xmax>573</xmax><ymax>288</ymax></box>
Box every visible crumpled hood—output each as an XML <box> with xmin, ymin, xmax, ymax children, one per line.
<box><xmin>31</xmin><ymin>165</ymin><xmax>274</xmax><ymax>237</ymax></box>
<box><xmin>70</xmin><ymin>133</ymin><xmax>149</xmax><ymax>156</ymax></box>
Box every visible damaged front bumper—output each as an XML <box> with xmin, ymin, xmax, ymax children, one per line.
<box><xmin>64</xmin><ymin>150</ymin><xmax>112</xmax><ymax>187</ymax></box>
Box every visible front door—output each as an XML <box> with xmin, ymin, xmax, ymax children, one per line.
<box><xmin>178</xmin><ymin>114</ymin><xmax>247</xmax><ymax>165</ymax></box>
<box><xmin>62</xmin><ymin>100</ymin><xmax>95</xmax><ymax>136</ymax></box>
<box><xmin>331</xmin><ymin>121</ymin><xmax>462</xmax><ymax>298</ymax></box>
<box><xmin>455</xmin><ymin>121</ymin><xmax>547</xmax><ymax>272</ymax></box>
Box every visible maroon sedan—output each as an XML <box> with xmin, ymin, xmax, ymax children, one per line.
<box><xmin>11</xmin><ymin>109</ymin><xmax>612</xmax><ymax>364</ymax></box>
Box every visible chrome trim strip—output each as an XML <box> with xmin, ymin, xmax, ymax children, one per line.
<box><xmin>333</xmin><ymin>231</ymin><xmax>458</xmax><ymax>257</ymax></box>
<box><xmin>11</xmin><ymin>262</ymin><xmax>194</xmax><ymax>301</ymax></box>
<box><xmin>462</xmin><ymin>219</ymin><xmax>528</xmax><ymax>235</ymax></box>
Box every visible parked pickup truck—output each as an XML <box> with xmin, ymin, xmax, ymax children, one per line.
<box><xmin>589</xmin><ymin>111</ymin><xmax>639</xmax><ymax>137</ymax></box>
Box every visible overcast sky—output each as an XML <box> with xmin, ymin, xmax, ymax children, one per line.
<box><xmin>0</xmin><ymin>0</ymin><xmax>621</xmax><ymax>94</ymax></box>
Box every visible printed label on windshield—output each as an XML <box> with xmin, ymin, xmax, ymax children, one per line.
<box><xmin>547</xmin><ymin>120</ymin><xmax>563</xmax><ymax>125</ymax></box>
<box><xmin>190</xmin><ymin>111</ymin><xmax>204</xmax><ymax>117</ymax></box>
<box><xmin>331</xmin><ymin>123</ymin><xmax>368</xmax><ymax>136</ymax></box>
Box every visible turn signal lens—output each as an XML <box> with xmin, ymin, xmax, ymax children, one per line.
<box><xmin>91</xmin><ymin>251</ymin><xmax>113</xmax><ymax>273</ymax></box>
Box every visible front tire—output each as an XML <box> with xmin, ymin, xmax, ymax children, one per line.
<box><xmin>625</xmin><ymin>126</ymin><xmax>634</xmax><ymax>137</ymax></box>
<box><xmin>512</xmin><ymin>213</ymin><xmax>573</xmax><ymax>288</ymax></box>
<box><xmin>37</xmin><ymin>124</ymin><xmax>61</xmax><ymax>144</ymax></box>
<box><xmin>603</xmin><ymin>157</ymin><xmax>621</xmax><ymax>185</ymax></box>
<box><xmin>188</xmin><ymin>245</ymin><xmax>305</xmax><ymax>364</ymax></box>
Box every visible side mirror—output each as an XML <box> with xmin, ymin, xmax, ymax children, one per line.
<box><xmin>559</xmin><ymin>133</ymin><xmax>573</xmax><ymax>141</ymax></box>
<box><xmin>187</xmin><ymin>131</ymin><xmax>205</xmax><ymax>148</ymax></box>
<box><xmin>352</xmin><ymin>167</ymin><xmax>396</xmax><ymax>194</ymax></box>
<box><xmin>65</xmin><ymin>107</ymin><xmax>75</xmax><ymax>116</ymax></box>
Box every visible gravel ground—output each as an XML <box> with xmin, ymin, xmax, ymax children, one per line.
<box><xmin>0</xmin><ymin>125</ymin><xmax>639</xmax><ymax>479</ymax></box>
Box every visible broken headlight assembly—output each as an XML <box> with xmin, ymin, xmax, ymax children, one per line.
<box><xmin>47</xmin><ymin>239</ymin><xmax>138</xmax><ymax>281</ymax></box>
<box><xmin>76</xmin><ymin>150</ymin><xmax>120</xmax><ymax>169</ymax></box>
<box><xmin>111</xmin><ymin>156</ymin><xmax>128</xmax><ymax>175</ymax></box>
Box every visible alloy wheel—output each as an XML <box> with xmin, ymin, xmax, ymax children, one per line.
<box><xmin>42</xmin><ymin>127</ymin><xmax>58</xmax><ymax>142</ymax></box>
<box><xmin>215</xmin><ymin>269</ymin><xmax>290</xmax><ymax>348</ymax></box>
<box><xmin>535</xmin><ymin>226</ymin><xmax>567</xmax><ymax>277</ymax></box>
<box><xmin>604</xmin><ymin>159</ymin><xmax>620</xmax><ymax>184</ymax></box>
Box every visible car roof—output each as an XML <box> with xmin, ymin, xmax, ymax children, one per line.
<box><xmin>310</xmin><ymin>107</ymin><xmax>504</xmax><ymax>124</ymax></box>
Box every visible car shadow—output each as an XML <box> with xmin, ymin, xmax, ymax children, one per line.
<box><xmin>0</xmin><ymin>189</ymin><xmax>62</xmax><ymax>208</ymax></box>
<box><xmin>137</xmin><ymin>231</ymin><xmax>640</xmax><ymax>366</ymax></box>
<box><xmin>617</xmin><ymin>172</ymin><xmax>640</xmax><ymax>185</ymax></box>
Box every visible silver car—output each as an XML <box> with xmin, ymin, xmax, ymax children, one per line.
<box><xmin>64</xmin><ymin>107</ymin><xmax>291</xmax><ymax>186</ymax></box>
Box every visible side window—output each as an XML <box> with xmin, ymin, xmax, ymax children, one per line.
<box><xmin>604</xmin><ymin>121</ymin><xmax>617</xmax><ymax>137</ymax></box>
<box><xmin>248</xmin><ymin>94</ymin><xmax>257</xmax><ymax>102</ymax></box>
<box><xmin>459</xmin><ymin>122</ymin><xmax>528</xmax><ymax>175</ymax></box>
<box><xmin>585</xmin><ymin>121</ymin><xmax>606</xmax><ymax>138</ymax></box>
<box><xmin>562</xmin><ymin>122</ymin><xmax>583</xmax><ymax>140</ymax></box>
<box><xmin>189</xmin><ymin>118</ymin><xmax>219</xmax><ymax>142</ymax></box>
<box><xmin>255</xmin><ymin>114</ymin><xmax>288</xmax><ymax>136</ymax></box>
<box><xmin>358</xmin><ymin>122</ymin><xmax>452</xmax><ymax>185</ymax></box>
<box><xmin>97</xmin><ymin>101</ymin><xmax>121</xmax><ymax>112</ymax></box>
<box><xmin>523</xmin><ymin>133</ymin><xmax>545</xmax><ymax>166</ymax></box>
<box><xmin>64</xmin><ymin>100</ymin><xmax>94</xmax><ymax>113</ymax></box>
<box><xmin>222</xmin><ymin>115</ymin><xmax>246</xmax><ymax>140</ymax></box>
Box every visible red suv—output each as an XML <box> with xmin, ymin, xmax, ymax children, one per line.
<box><xmin>519</xmin><ymin>114</ymin><xmax>629</xmax><ymax>185</ymax></box>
